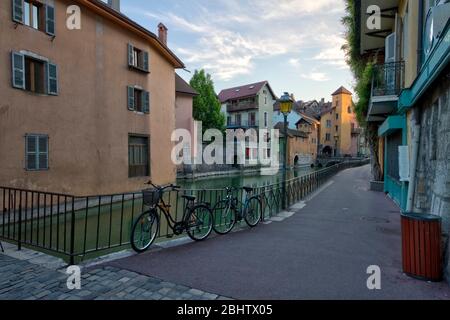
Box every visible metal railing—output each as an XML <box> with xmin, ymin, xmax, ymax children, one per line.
<box><xmin>372</xmin><ymin>61</ymin><xmax>405</xmax><ymax>97</ymax></box>
<box><xmin>0</xmin><ymin>159</ymin><xmax>369</xmax><ymax>264</ymax></box>
<box><xmin>227</xmin><ymin>102</ymin><xmax>258</xmax><ymax>113</ymax></box>
<box><xmin>227</xmin><ymin>120</ymin><xmax>259</xmax><ymax>128</ymax></box>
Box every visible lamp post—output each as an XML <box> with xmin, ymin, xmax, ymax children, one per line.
<box><xmin>279</xmin><ymin>92</ymin><xmax>294</xmax><ymax>210</ymax></box>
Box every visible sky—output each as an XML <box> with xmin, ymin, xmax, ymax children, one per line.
<box><xmin>121</xmin><ymin>0</ymin><xmax>355</xmax><ymax>102</ymax></box>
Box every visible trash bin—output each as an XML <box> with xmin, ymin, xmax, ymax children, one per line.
<box><xmin>401</xmin><ymin>212</ymin><xmax>442</xmax><ymax>282</ymax></box>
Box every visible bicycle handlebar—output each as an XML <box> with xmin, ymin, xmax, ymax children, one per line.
<box><xmin>146</xmin><ymin>180</ymin><xmax>181</xmax><ymax>192</ymax></box>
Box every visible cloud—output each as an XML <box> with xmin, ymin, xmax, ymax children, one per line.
<box><xmin>135</xmin><ymin>0</ymin><xmax>348</xmax><ymax>81</ymax></box>
<box><xmin>302</xmin><ymin>72</ymin><xmax>330</xmax><ymax>82</ymax></box>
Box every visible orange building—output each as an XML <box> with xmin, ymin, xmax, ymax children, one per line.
<box><xmin>319</xmin><ymin>87</ymin><xmax>361</xmax><ymax>157</ymax></box>
<box><xmin>0</xmin><ymin>0</ymin><xmax>184</xmax><ymax>195</ymax></box>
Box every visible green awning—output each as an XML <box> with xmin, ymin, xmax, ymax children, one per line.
<box><xmin>378</xmin><ymin>115</ymin><xmax>406</xmax><ymax>137</ymax></box>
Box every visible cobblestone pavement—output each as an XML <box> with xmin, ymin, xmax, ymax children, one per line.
<box><xmin>0</xmin><ymin>253</ymin><xmax>229</xmax><ymax>300</ymax></box>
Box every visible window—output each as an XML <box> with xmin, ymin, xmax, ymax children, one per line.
<box><xmin>128</xmin><ymin>135</ymin><xmax>149</xmax><ymax>178</ymax></box>
<box><xmin>325</xmin><ymin>133</ymin><xmax>331</xmax><ymax>141</ymax></box>
<box><xmin>227</xmin><ymin>116</ymin><xmax>232</xmax><ymax>126</ymax></box>
<box><xmin>249</xmin><ymin>113</ymin><xmax>256</xmax><ymax>126</ymax></box>
<box><xmin>348</xmin><ymin>106</ymin><xmax>352</xmax><ymax>114</ymax></box>
<box><xmin>128</xmin><ymin>44</ymin><xmax>149</xmax><ymax>72</ymax></box>
<box><xmin>336</xmin><ymin>126</ymin><xmax>339</xmax><ymax>132</ymax></box>
<box><xmin>13</xmin><ymin>0</ymin><xmax>55</xmax><ymax>35</ymax></box>
<box><xmin>326</xmin><ymin>120</ymin><xmax>332</xmax><ymax>128</ymax></box>
<box><xmin>236</xmin><ymin>114</ymin><xmax>241</xmax><ymax>126</ymax></box>
<box><xmin>264</xmin><ymin>112</ymin><xmax>268</xmax><ymax>127</ymax></box>
<box><xmin>127</xmin><ymin>86</ymin><xmax>150</xmax><ymax>113</ymax></box>
<box><xmin>25</xmin><ymin>134</ymin><xmax>48</xmax><ymax>170</ymax></box>
<box><xmin>12</xmin><ymin>52</ymin><xmax>58</xmax><ymax>95</ymax></box>
<box><xmin>336</xmin><ymin>113</ymin><xmax>339</xmax><ymax>120</ymax></box>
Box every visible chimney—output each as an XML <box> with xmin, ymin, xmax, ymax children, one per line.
<box><xmin>107</xmin><ymin>0</ymin><xmax>120</xmax><ymax>12</ymax></box>
<box><xmin>158</xmin><ymin>23</ymin><xmax>168</xmax><ymax>45</ymax></box>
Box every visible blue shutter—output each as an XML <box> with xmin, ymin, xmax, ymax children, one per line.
<box><xmin>45</xmin><ymin>5</ymin><xmax>55</xmax><ymax>36</ymax></box>
<box><xmin>25</xmin><ymin>135</ymin><xmax>37</xmax><ymax>170</ymax></box>
<box><xmin>143</xmin><ymin>51</ymin><xmax>149</xmax><ymax>72</ymax></box>
<box><xmin>12</xmin><ymin>0</ymin><xmax>24</xmax><ymax>23</ymax></box>
<box><xmin>38</xmin><ymin>136</ymin><xmax>49</xmax><ymax>170</ymax></box>
<box><xmin>127</xmin><ymin>86</ymin><xmax>135</xmax><ymax>111</ymax></box>
<box><xmin>143</xmin><ymin>91</ymin><xmax>150</xmax><ymax>114</ymax></box>
<box><xmin>47</xmin><ymin>62</ymin><xmax>58</xmax><ymax>95</ymax></box>
<box><xmin>128</xmin><ymin>44</ymin><xmax>134</xmax><ymax>67</ymax></box>
<box><xmin>11</xmin><ymin>52</ymin><xmax>25</xmax><ymax>89</ymax></box>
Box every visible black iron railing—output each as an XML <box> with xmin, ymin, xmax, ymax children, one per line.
<box><xmin>0</xmin><ymin>159</ymin><xmax>369</xmax><ymax>264</ymax></box>
<box><xmin>372</xmin><ymin>61</ymin><xmax>405</xmax><ymax>97</ymax></box>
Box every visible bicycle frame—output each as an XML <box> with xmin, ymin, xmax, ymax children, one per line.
<box><xmin>153</xmin><ymin>196</ymin><xmax>193</xmax><ymax>232</ymax></box>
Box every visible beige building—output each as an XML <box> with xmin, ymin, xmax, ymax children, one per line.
<box><xmin>0</xmin><ymin>0</ymin><xmax>185</xmax><ymax>196</ymax></box>
<box><xmin>319</xmin><ymin>87</ymin><xmax>360</xmax><ymax>157</ymax></box>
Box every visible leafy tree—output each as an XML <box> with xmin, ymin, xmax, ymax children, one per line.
<box><xmin>342</xmin><ymin>0</ymin><xmax>383</xmax><ymax>181</ymax></box>
<box><xmin>189</xmin><ymin>70</ymin><xmax>225</xmax><ymax>133</ymax></box>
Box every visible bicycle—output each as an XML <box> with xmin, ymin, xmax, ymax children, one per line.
<box><xmin>212</xmin><ymin>187</ymin><xmax>262</xmax><ymax>235</ymax></box>
<box><xmin>131</xmin><ymin>181</ymin><xmax>214</xmax><ymax>253</ymax></box>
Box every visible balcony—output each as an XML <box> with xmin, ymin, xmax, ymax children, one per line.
<box><xmin>227</xmin><ymin>120</ymin><xmax>259</xmax><ymax>129</ymax></box>
<box><xmin>367</xmin><ymin>61</ymin><xmax>405</xmax><ymax>122</ymax></box>
<box><xmin>227</xmin><ymin>101</ymin><xmax>258</xmax><ymax>113</ymax></box>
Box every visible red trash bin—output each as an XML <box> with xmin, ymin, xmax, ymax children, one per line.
<box><xmin>401</xmin><ymin>212</ymin><xmax>443</xmax><ymax>282</ymax></box>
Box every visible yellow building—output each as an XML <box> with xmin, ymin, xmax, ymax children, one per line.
<box><xmin>319</xmin><ymin>87</ymin><xmax>360</xmax><ymax>157</ymax></box>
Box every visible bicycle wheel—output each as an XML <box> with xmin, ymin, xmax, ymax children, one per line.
<box><xmin>131</xmin><ymin>210</ymin><xmax>159</xmax><ymax>253</ymax></box>
<box><xmin>186</xmin><ymin>204</ymin><xmax>213</xmax><ymax>241</ymax></box>
<box><xmin>244</xmin><ymin>196</ymin><xmax>262</xmax><ymax>227</ymax></box>
<box><xmin>212</xmin><ymin>200</ymin><xmax>237</xmax><ymax>235</ymax></box>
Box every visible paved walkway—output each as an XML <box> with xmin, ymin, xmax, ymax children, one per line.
<box><xmin>0</xmin><ymin>246</ymin><xmax>228</xmax><ymax>300</ymax></box>
<box><xmin>107</xmin><ymin>165</ymin><xmax>450</xmax><ymax>300</ymax></box>
<box><xmin>1</xmin><ymin>165</ymin><xmax>449</xmax><ymax>300</ymax></box>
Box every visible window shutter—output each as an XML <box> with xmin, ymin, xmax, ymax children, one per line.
<box><xmin>142</xmin><ymin>91</ymin><xmax>150</xmax><ymax>114</ymax></box>
<box><xmin>11</xmin><ymin>52</ymin><xmax>25</xmax><ymax>89</ymax></box>
<box><xmin>38</xmin><ymin>136</ymin><xmax>49</xmax><ymax>170</ymax></box>
<box><xmin>127</xmin><ymin>86</ymin><xmax>135</xmax><ymax>111</ymax></box>
<box><xmin>143</xmin><ymin>51</ymin><xmax>149</xmax><ymax>72</ymax></box>
<box><xmin>12</xmin><ymin>0</ymin><xmax>24</xmax><ymax>23</ymax></box>
<box><xmin>26</xmin><ymin>135</ymin><xmax>37</xmax><ymax>170</ymax></box>
<box><xmin>47</xmin><ymin>62</ymin><xmax>58</xmax><ymax>95</ymax></box>
<box><xmin>45</xmin><ymin>5</ymin><xmax>55</xmax><ymax>36</ymax></box>
<box><xmin>128</xmin><ymin>44</ymin><xmax>134</xmax><ymax>67</ymax></box>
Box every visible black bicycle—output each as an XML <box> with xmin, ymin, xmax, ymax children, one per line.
<box><xmin>131</xmin><ymin>181</ymin><xmax>213</xmax><ymax>253</ymax></box>
<box><xmin>212</xmin><ymin>187</ymin><xmax>262</xmax><ymax>235</ymax></box>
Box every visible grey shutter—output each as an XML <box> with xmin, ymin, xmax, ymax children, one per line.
<box><xmin>11</xmin><ymin>52</ymin><xmax>25</xmax><ymax>89</ymax></box>
<box><xmin>45</xmin><ymin>5</ymin><xmax>55</xmax><ymax>36</ymax></box>
<box><xmin>127</xmin><ymin>86</ymin><xmax>135</xmax><ymax>111</ymax></box>
<box><xmin>128</xmin><ymin>44</ymin><xmax>134</xmax><ymax>67</ymax></box>
<box><xmin>143</xmin><ymin>51</ymin><xmax>149</xmax><ymax>72</ymax></box>
<box><xmin>12</xmin><ymin>0</ymin><xmax>24</xmax><ymax>23</ymax></box>
<box><xmin>38</xmin><ymin>136</ymin><xmax>48</xmax><ymax>170</ymax></box>
<box><xmin>26</xmin><ymin>135</ymin><xmax>37</xmax><ymax>170</ymax></box>
<box><xmin>47</xmin><ymin>62</ymin><xmax>58</xmax><ymax>95</ymax></box>
<box><xmin>142</xmin><ymin>91</ymin><xmax>150</xmax><ymax>114</ymax></box>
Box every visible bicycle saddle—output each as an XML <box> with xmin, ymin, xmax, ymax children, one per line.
<box><xmin>243</xmin><ymin>187</ymin><xmax>254</xmax><ymax>193</ymax></box>
<box><xmin>181</xmin><ymin>195</ymin><xmax>196</xmax><ymax>201</ymax></box>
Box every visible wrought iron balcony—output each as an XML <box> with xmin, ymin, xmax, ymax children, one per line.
<box><xmin>372</xmin><ymin>61</ymin><xmax>405</xmax><ymax>97</ymax></box>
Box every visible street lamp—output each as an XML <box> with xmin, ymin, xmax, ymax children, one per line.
<box><xmin>278</xmin><ymin>92</ymin><xmax>294</xmax><ymax>210</ymax></box>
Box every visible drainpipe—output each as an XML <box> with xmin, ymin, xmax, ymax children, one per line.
<box><xmin>406</xmin><ymin>110</ymin><xmax>421</xmax><ymax>212</ymax></box>
<box><xmin>417</xmin><ymin>0</ymin><xmax>424</xmax><ymax>73</ymax></box>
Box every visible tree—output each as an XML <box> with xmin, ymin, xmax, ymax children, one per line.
<box><xmin>189</xmin><ymin>70</ymin><xmax>225</xmax><ymax>133</ymax></box>
<box><xmin>342</xmin><ymin>0</ymin><xmax>383</xmax><ymax>181</ymax></box>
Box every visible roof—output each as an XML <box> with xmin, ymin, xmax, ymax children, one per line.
<box><xmin>218</xmin><ymin>81</ymin><xmax>277</xmax><ymax>103</ymax></box>
<box><xmin>77</xmin><ymin>0</ymin><xmax>184</xmax><ymax>69</ymax></box>
<box><xmin>296</xmin><ymin>113</ymin><xmax>320</xmax><ymax>126</ymax></box>
<box><xmin>332</xmin><ymin>86</ymin><xmax>353</xmax><ymax>96</ymax></box>
<box><xmin>274</xmin><ymin>122</ymin><xmax>309</xmax><ymax>138</ymax></box>
<box><xmin>175</xmin><ymin>74</ymin><xmax>198</xmax><ymax>96</ymax></box>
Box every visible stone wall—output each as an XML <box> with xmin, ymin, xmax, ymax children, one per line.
<box><xmin>413</xmin><ymin>66</ymin><xmax>450</xmax><ymax>281</ymax></box>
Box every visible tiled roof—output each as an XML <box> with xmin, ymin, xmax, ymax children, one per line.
<box><xmin>218</xmin><ymin>81</ymin><xmax>276</xmax><ymax>103</ymax></box>
<box><xmin>332</xmin><ymin>86</ymin><xmax>353</xmax><ymax>96</ymax></box>
<box><xmin>175</xmin><ymin>74</ymin><xmax>198</xmax><ymax>96</ymax></box>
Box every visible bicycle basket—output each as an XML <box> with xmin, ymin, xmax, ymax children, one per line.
<box><xmin>142</xmin><ymin>189</ymin><xmax>162</xmax><ymax>206</ymax></box>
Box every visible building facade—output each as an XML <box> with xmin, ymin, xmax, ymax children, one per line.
<box><xmin>218</xmin><ymin>81</ymin><xmax>277</xmax><ymax>163</ymax></box>
<box><xmin>319</xmin><ymin>87</ymin><xmax>360</xmax><ymax>157</ymax></box>
<box><xmin>0</xmin><ymin>0</ymin><xmax>184</xmax><ymax>196</ymax></box>
<box><xmin>356</xmin><ymin>0</ymin><xmax>450</xmax><ymax>280</ymax></box>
